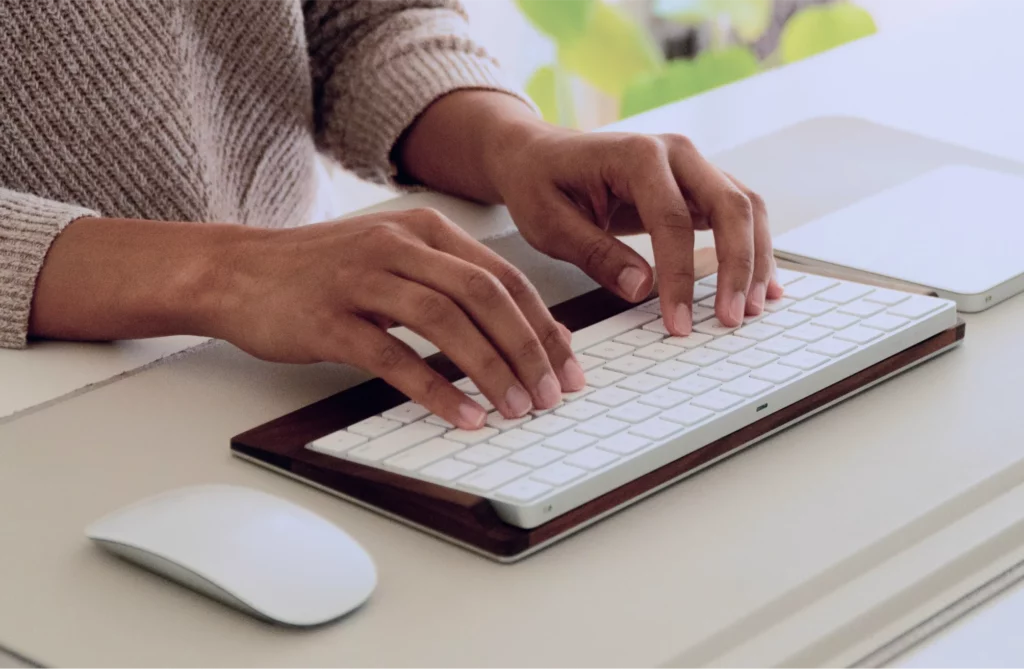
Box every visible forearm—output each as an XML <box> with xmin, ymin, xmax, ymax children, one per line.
<box><xmin>395</xmin><ymin>90</ymin><xmax>557</xmax><ymax>204</ymax></box>
<box><xmin>29</xmin><ymin>217</ymin><xmax>255</xmax><ymax>341</ymax></box>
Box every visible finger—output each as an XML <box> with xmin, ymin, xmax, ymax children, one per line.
<box><xmin>389</xmin><ymin>242</ymin><xmax>570</xmax><ymax>405</ymax></box>
<box><xmin>352</xmin><ymin>273</ymin><xmax>538</xmax><ymax>418</ymax></box>
<box><xmin>603</xmin><ymin>137</ymin><xmax>696</xmax><ymax>336</ymax></box>
<box><xmin>662</xmin><ymin>134</ymin><xmax>754</xmax><ymax>327</ymax></box>
<box><xmin>335</xmin><ymin>318</ymin><xmax>487</xmax><ymax>430</ymax></box>
<box><xmin>512</xmin><ymin>192</ymin><xmax>654</xmax><ymax>305</ymax></box>
<box><xmin>411</xmin><ymin>207</ymin><xmax>587</xmax><ymax>392</ymax></box>
<box><xmin>607</xmin><ymin>200</ymin><xmax>710</xmax><ymax>236</ymax></box>
<box><xmin>724</xmin><ymin>173</ymin><xmax>779</xmax><ymax>314</ymax></box>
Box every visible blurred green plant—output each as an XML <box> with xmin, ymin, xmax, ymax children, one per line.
<box><xmin>516</xmin><ymin>0</ymin><xmax>877</xmax><ymax>124</ymax></box>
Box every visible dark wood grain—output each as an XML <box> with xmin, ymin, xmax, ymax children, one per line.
<box><xmin>231</xmin><ymin>283</ymin><xmax>966</xmax><ymax>560</ymax></box>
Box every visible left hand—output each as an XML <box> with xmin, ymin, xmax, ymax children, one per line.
<box><xmin>489</xmin><ymin>126</ymin><xmax>784</xmax><ymax>336</ymax></box>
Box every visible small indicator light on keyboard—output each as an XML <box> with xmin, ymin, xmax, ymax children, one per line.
<box><xmin>756</xmin><ymin>403</ymin><xmax>768</xmax><ymax>412</ymax></box>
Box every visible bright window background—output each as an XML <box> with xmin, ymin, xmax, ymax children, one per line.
<box><xmin>314</xmin><ymin>0</ymin><xmax>970</xmax><ymax>221</ymax></box>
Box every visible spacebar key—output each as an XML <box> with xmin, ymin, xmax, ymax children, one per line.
<box><xmin>571</xmin><ymin>310</ymin><xmax>659</xmax><ymax>352</ymax></box>
<box><xmin>347</xmin><ymin>422</ymin><xmax>446</xmax><ymax>463</ymax></box>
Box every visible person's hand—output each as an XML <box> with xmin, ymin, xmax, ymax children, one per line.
<box><xmin>206</xmin><ymin>208</ymin><xmax>585</xmax><ymax>429</ymax></box>
<box><xmin>488</xmin><ymin>127</ymin><xmax>784</xmax><ymax>335</ymax></box>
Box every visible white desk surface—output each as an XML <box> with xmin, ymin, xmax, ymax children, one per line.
<box><xmin>3</xmin><ymin>1</ymin><xmax>1024</xmax><ymax>666</ymax></box>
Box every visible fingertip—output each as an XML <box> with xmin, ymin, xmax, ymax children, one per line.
<box><xmin>456</xmin><ymin>399</ymin><xmax>487</xmax><ymax>430</ymax></box>
<box><xmin>766</xmin><ymin>277</ymin><xmax>785</xmax><ymax>300</ymax></box>
<box><xmin>746</xmin><ymin>281</ymin><xmax>767</xmax><ymax>315</ymax></box>
<box><xmin>668</xmin><ymin>302</ymin><xmax>692</xmax><ymax>336</ymax></box>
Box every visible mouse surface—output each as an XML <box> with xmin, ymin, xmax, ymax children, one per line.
<box><xmin>85</xmin><ymin>484</ymin><xmax>376</xmax><ymax>626</ymax></box>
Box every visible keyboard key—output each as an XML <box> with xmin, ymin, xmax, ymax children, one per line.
<box><xmin>509</xmin><ymin>445</ymin><xmax>563</xmax><ymax>468</ymax></box>
<box><xmin>757</xmin><ymin>336</ymin><xmax>805</xmax><ymax>355</ymax></box>
<box><xmin>604</xmin><ymin>355</ymin><xmax>655</xmax><ymax>374</ymax></box>
<box><xmin>496</xmin><ymin>478</ymin><xmax>552</xmax><ymax>502</ymax></box>
<box><xmin>564</xmin><ymin>447</ymin><xmax>619</xmax><ymax>471</ymax></box>
<box><xmin>629</xmin><ymin>418</ymin><xmax>679</xmax><ymax>440</ymax></box>
<box><xmin>663</xmin><ymin>333</ymin><xmax>713</xmax><ymax>349</ymax></box>
<box><xmin>693</xmin><ymin>283</ymin><xmax>716</xmax><ymax>301</ymax></box>
<box><xmin>638</xmin><ymin>388</ymin><xmax>689</xmax><ymax>409</ymax></box>
<box><xmin>420</xmin><ymin>458</ymin><xmax>476</xmax><ymax>482</ymax></box>
<box><xmin>774</xmin><ymin>268</ymin><xmax>805</xmax><ymax>285</ymax></box>
<box><xmin>669</xmin><ymin>375</ymin><xmax>720</xmax><ymax>395</ymax></box>
<box><xmin>697</xmin><ymin>295</ymin><xmax>717</xmax><ymax>308</ymax></box>
<box><xmin>835</xmin><ymin>325</ymin><xmax>883</xmax><ymax>344</ymax></box>
<box><xmin>570</xmin><ymin>309</ymin><xmax>658</xmax><ymax>352</ymax></box>
<box><xmin>789</xmin><ymin>299</ymin><xmax>834</xmax><ymax>316</ymax></box>
<box><xmin>385</xmin><ymin>438</ymin><xmax>463</xmax><ymax>471</ymax></box>
<box><xmin>617</xmin><ymin>373</ymin><xmax>668</xmax><ymax>393</ymax></box>
<box><xmin>454</xmin><ymin>378</ymin><xmax>479</xmax><ymax>393</ymax></box>
<box><xmin>608</xmin><ymin>402</ymin><xmax>660</xmax><ymax>423</ymax></box>
<box><xmin>690</xmin><ymin>390</ymin><xmax>743</xmax><ymax>411</ymax></box>
<box><xmin>544</xmin><ymin>431</ymin><xmax>596</xmax><ymax>452</ymax></box>
<box><xmin>555</xmin><ymin>400</ymin><xmax>607</xmax><ymax>421</ymax></box>
<box><xmin>762</xmin><ymin>311</ymin><xmax>810</xmax><ymax>329</ymax></box>
<box><xmin>532</xmin><ymin>463</ymin><xmax>586</xmax><ymax>486</ymax></box>
<box><xmin>782</xmin><ymin>275</ymin><xmax>838</xmax><ymax>299</ymax></box>
<box><xmin>728</xmin><ymin>349</ymin><xmax>778</xmax><ymax>368</ymax></box>
<box><xmin>837</xmin><ymin>300</ymin><xmax>885</xmax><ymax>318</ymax></box>
<box><xmin>749</xmin><ymin>363</ymin><xmax>801</xmax><ymax>383</ymax></box>
<box><xmin>425</xmin><ymin>414</ymin><xmax>455</xmax><ymax>428</ymax></box>
<box><xmin>861</xmin><ymin>313</ymin><xmax>911</xmax><ymax>332</ymax></box>
<box><xmin>599</xmin><ymin>434</ymin><xmax>650</xmax><ymax>455</ymax></box>
<box><xmin>807</xmin><ymin>338</ymin><xmax>857</xmax><ymax>357</ymax></box>
<box><xmin>698</xmin><ymin>362</ymin><xmax>748</xmax><ymax>382</ymax></box>
<box><xmin>382</xmin><ymin>401</ymin><xmax>431</xmax><ymax>424</ymax></box>
<box><xmin>348</xmin><ymin>416</ymin><xmax>402</xmax><ymax>438</ymax></box>
<box><xmin>812</xmin><ymin>312</ymin><xmax>859</xmax><ymax>330</ymax></box>
<box><xmin>636</xmin><ymin>300</ymin><xmax>662</xmax><ymax>315</ymax></box>
<box><xmin>864</xmin><ymin>288</ymin><xmax>910</xmax><ymax>306</ymax></box>
<box><xmin>634</xmin><ymin>342</ymin><xmax>684</xmax><ymax>361</ymax></box>
<box><xmin>455</xmin><ymin>444</ymin><xmax>510</xmax><ymax>465</ymax></box>
<box><xmin>446</xmin><ymin>426</ymin><xmax>500</xmax><ymax>445</ymax></box>
<box><xmin>678</xmin><ymin>347</ymin><xmax>728</xmax><ymax>366</ymax></box>
<box><xmin>347</xmin><ymin>422</ymin><xmax>446</xmax><ymax>462</ymax></box>
<box><xmin>585</xmin><ymin>341</ymin><xmax>635</xmax><ymax>359</ymax></box>
<box><xmin>735</xmin><ymin>323</ymin><xmax>784</xmax><ymax>341</ymax></box>
<box><xmin>562</xmin><ymin>386</ymin><xmax>595</xmax><ymax>402</ymax></box>
<box><xmin>742</xmin><ymin>313</ymin><xmax>763</xmax><ymax>324</ymax></box>
<box><xmin>615</xmin><ymin>329</ymin><xmax>663</xmax><ymax>347</ymax></box>
<box><xmin>575</xmin><ymin>353</ymin><xmax>605</xmax><ymax>371</ymax></box>
<box><xmin>458</xmin><ymin>461</ymin><xmax>531</xmax><ymax>492</ymax></box>
<box><xmin>466</xmin><ymin>393</ymin><xmax>494</xmax><ymax>411</ymax></box>
<box><xmin>763</xmin><ymin>297</ymin><xmax>795</xmax><ymax>313</ymax></box>
<box><xmin>585</xmin><ymin>368</ymin><xmax>627</xmax><ymax>388</ymax></box>
<box><xmin>721</xmin><ymin>377</ymin><xmax>774</xmax><ymax>397</ymax></box>
<box><xmin>693</xmin><ymin>318</ymin><xmax>739</xmax><ymax>336</ymax></box>
<box><xmin>817</xmin><ymin>283</ymin><xmax>873</xmax><ymax>304</ymax></box>
<box><xmin>889</xmin><ymin>296</ymin><xmax>944</xmax><ymax>319</ymax></box>
<box><xmin>588</xmin><ymin>386</ymin><xmax>640</xmax><ymax>407</ymax></box>
<box><xmin>786</xmin><ymin>324</ymin><xmax>833</xmax><ymax>343</ymax></box>
<box><xmin>647</xmin><ymin>360</ymin><xmax>700</xmax><ymax>380</ymax></box>
<box><xmin>642</xmin><ymin>320</ymin><xmax>671</xmax><ymax>335</ymax></box>
<box><xmin>485</xmin><ymin>412</ymin><xmax>529</xmax><ymax>430</ymax></box>
<box><xmin>308</xmin><ymin>430</ymin><xmax>367</xmax><ymax>456</ymax></box>
<box><xmin>522</xmin><ymin>414</ymin><xmax>576</xmax><ymax>436</ymax></box>
<box><xmin>706</xmin><ymin>335</ymin><xmax>755</xmax><ymax>353</ymax></box>
<box><xmin>688</xmin><ymin>305</ymin><xmax>714</xmax><ymax>324</ymax></box>
<box><xmin>662</xmin><ymin>404</ymin><xmax>714</xmax><ymax>426</ymax></box>
<box><xmin>778</xmin><ymin>351</ymin><xmax>830</xmax><ymax>370</ymax></box>
<box><xmin>490</xmin><ymin>429</ymin><xmax>542</xmax><ymax>450</ymax></box>
<box><xmin>699</xmin><ymin>273</ymin><xmax>718</xmax><ymax>287</ymax></box>
<box><xmin>577</xmin><ymin>416</ymin><xmax>629</xmax><ymax>437</ymax></box>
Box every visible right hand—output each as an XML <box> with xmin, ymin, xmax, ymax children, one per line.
<box><xmin>209</xmin><ymin>208</ymin><xmax>586</xmax><ymax>430</ymax></box>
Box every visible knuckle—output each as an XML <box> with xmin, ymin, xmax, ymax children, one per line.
<box><xmin>626</xmin><ymin>134</ymin><xmax>665</xmax><ymax>161</ymax></box>
<box><xmin>726</xmin><ymin>251</ymin><xmax>755</xmax><ymax>277</ymax></box>
<box><xmin>723</xmin><ymin>189</ymin><xmax>754</xmax><ymax>220</ymax></box>
<box><xmin>581</xmin><ymin>235</ymin><xmax>616</xmax><ymax>274</ymax></box>
<box><xmin>660</xmin><ymin>132</ymin><xmax>696</xmax><ymax>154</ymax></box>
<box><xmin>745</xmin><ymin>188</ymin><xmax>767</xmax><ymax>215</ymax></box>
<box><xmin>374</xmin><ymin>338</ymin><xmax>407</xmax><ymax>371</ymax></box>
<box><xmin>417</xmin><ymin>292</ymin><xmax>456</xmax><ymax>327</ymax></box>
<box><xmin>540</xmin><ymin>324</ymin><xmax>567</xmax><ymax>352</ymax></box>
<box><xmin>516</xmin><ymin>336</ymin><xmax>547</xmax><ymax>365</ymax></box>
<box><xmin>409</xmin><ymin>207</ymin><xmax>452</xmax><ymax>232</ymax></box>
<box><xmin>494</xmin><ymin>263</ymin><xmax>532</xmax><ymax>301</ymax></box>
<box><xmin>464</xmin><ymin>268</ymin><xmax>505</xmax><ymax>306</ymax></box>
<box><xmin>418</xmin><ymin>372</ymin><xmax>446</xmax><ymax>401</ymax></box>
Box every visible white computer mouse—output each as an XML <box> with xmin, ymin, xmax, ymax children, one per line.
<box><xmin>85</xmin><ymin>484</ymin><xmax>376</xmax><ymax>627</ymax></box>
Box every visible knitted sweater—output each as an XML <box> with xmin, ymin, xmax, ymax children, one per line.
<box><xmin>0</xmin><ymin>0</ymin><xmax>520</xmax><ymax>348</ymax></box>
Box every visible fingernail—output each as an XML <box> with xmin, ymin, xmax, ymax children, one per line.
<box><xmin>560</xmin><ymin>358</ymin><xmax>587</xmax><ymax>391</ymax></box>
<box><xmin>458</xmin><ymin>401</ymin><xmax>487</xmax><ymax>429</ymax></box>
<box><xmin>504</xmin><ymin>384</ymin><xmax>533</xmax><ymax>417</ymax></box>
<box><xmin>673</xmin><ymin>303</ymin><xmax>692</xmax><ymax>335</ymax></box>
<box><xmin>617</xmin><ymin>266</ymin><xmax>646</xmax><ymax>301</ymax></box>
<box><xmin>730</xmin><ymin>291</ymin><xmax>746</xmax><ymax>324</ymax></box>
<box><xmin>536</xmin><ymin>373</ymin><xmax>562</xmax><ymax>408</ymax></box>
<box><xmin>749</xmin><ymin>281</ymin><xmax>767</xmax><ymax>313</ymax></box>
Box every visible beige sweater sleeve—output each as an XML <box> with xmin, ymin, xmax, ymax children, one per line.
<box><xmin>0</xmin><ymin>189</ymin><xmax>97</xmax><ymax>349</ymax></box>
<box><xmin>303</xmin><ymin>0</ymin><xmax>535</xmax><ymax>186</ymax></box>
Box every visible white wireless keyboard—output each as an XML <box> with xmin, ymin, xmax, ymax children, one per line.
<box><xmin>306</xmin><ymin>270</ymin><xmax>957</xmax><ymax>529</ymax></box>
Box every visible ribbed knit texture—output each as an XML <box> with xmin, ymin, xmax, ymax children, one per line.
<box><xmin>0</xmin><ymin>0</ymin><xmax>527</xmax><ymax>348</ymax></box>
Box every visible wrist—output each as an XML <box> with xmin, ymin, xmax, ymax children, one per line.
<box><xmin>480</xmin><ymin>114</ymin><xmax>568</xmax><ymax>203</ymax></box>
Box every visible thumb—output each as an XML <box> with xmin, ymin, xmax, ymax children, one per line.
<box><xmin>518</xmin><ymin>196</ymin><xmax>655</xmax><ymax>303</ymax></box>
